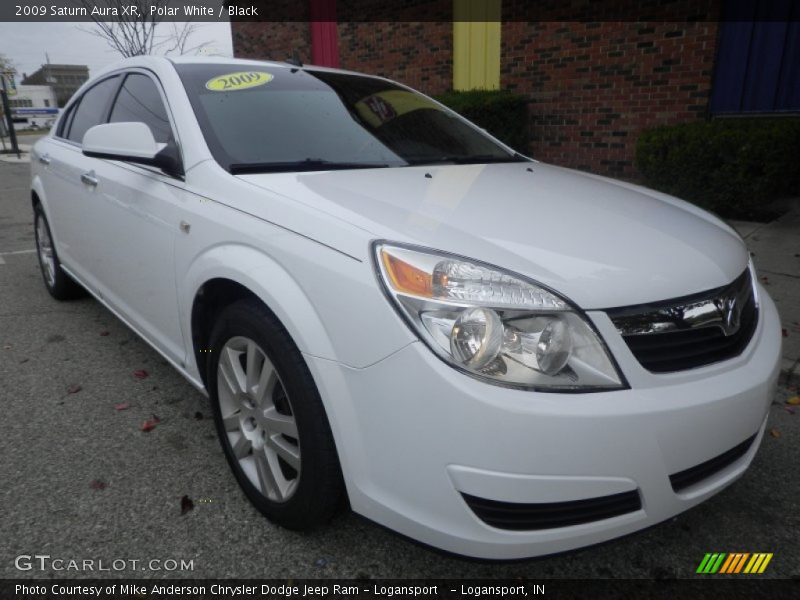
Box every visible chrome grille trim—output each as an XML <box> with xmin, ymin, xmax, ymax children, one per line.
<box><xmin>607</xmin><ymin>269</ymin><xmax>758</xmax><ymax>373</ymax></box>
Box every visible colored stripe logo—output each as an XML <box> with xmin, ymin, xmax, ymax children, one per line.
<box><xmin>697</xmin><ymin>553</ymin><xmax>773</xmax><ymax>574</ymax></box>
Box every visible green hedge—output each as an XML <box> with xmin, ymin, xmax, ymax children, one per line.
<box><xmin>636</xmin><ymin>118</ymin><xmax>800</xmax><ymax>220</ymax></box>
<box><xmin>435</xmin><ymin>90</ymin><xmax>529</xmax><ymax>153</ymax></box>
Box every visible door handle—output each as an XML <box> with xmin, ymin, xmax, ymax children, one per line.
<box><xmin>80</xmin><ymin>171</ymin><xmax>98</xmax><ymax>187</ymax></box>
<box><xmin>38</xmin><ymin>153</ymin><xmax>51</xmax><ymax>165</ymax></box>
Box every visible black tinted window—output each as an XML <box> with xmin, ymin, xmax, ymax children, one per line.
<box><xmin>109</xmin><ymin>73</ymin><xmax>172</xmax><ymax>143</ymax></box>
<box><xmin>67</xmin><ymin>76</ymin><xmax>120</xmax><ymax>143</ymax></box>
<box><xmin>176</xmin><ymin>64</ymin><xmax>519</xmax><ymax>172</ymax></box>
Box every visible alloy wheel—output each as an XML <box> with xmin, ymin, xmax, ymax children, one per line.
<box><xmin>216</xmin><ymin>336</ymin><xmax>301</xmax><ymax>502</ymax></box>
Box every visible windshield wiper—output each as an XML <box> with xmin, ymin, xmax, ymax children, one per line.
<box><xmin>405</xmin><ymin>153</ymin><xmax>529</xmax><ymax>166</ymax></box>
<box><xmin>229</xmin><ymin>158</ymin><xmax>390</xmax><ymax>174</ymax></box>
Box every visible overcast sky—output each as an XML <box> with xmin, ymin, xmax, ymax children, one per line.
<box><xmin>0</xmin><ymin>21</ymin><xmax>233</xmax><ymax>79</ymax></box>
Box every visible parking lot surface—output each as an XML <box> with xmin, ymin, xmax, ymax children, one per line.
<box><xmin>1</xmin><ymin>159</ymin><xmax>798</xmax><ymax>579</ymax></box>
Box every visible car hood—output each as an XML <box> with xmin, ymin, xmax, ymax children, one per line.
<box><xmin>236</xmin><ymin>162</ymin><xmax>748</xmax><ymax>309</ymax></box>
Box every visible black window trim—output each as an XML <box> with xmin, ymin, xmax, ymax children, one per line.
<box><xmin>110</xmin><ymin>70</ymin><xmax>178</xmax><ymax>147</ymax></box>
<box><xmin>106</xmin><ymin>67</ymin><xmax>185</xmax><ymax>180</ymax></box>
<box><xmin>56</xmin><ymin>74</ymin><xmax>122</xmax><ymax>145</ymax></box>
<box><xmin>52</xmin><ymin>66</ymin><xmax>185</xmax><ymax>181</ymax></box>
<box><xmin>56</xmin><ymin>101</ymin><xmax>77</xmax><ymax>139</ymax></box>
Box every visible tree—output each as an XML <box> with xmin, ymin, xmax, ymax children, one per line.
<box><xmin>0</xmin><ymin>53</ymin><xmax>17</xmax><ymax>146</ymax></box>
<box><xmin>158</xmin><ymin>22</ymin><xmax>213</xmax><ymax>56</ymax></box>
<box><xmin>0</xmin><ymin>53</ymin><xmax>16</xmax><ymax>76</ymax></box>
<box><xmin>75</xmin><ymin>0</ymin><xmax>211</xmax><ymax>58</ymax></box>
<box><xmin>76</xmin><ymin>0</ymin><xmax>161</xmax><ymax>57</ymax></box>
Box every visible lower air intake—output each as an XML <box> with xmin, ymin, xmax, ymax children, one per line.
<box><xmin>669</xmin><ymin>434</ymin><xmax>757</xmax><ymax>492</ymax></box>
<box><xmin>462</xmin><ymin>489</ymin><xmax>642</xmax><ymax>531</ymax></box>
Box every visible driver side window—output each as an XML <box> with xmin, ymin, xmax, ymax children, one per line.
<box><xmin>65</xmin><ymin>76</ymin><xmax>120</xmax><ymax>144</ymax></box>
<box><xmin>109</xmin><ymin>73</ymin><xmax>173</xmax><ymax>144</ymax></box>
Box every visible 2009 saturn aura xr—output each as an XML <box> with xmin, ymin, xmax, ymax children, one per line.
<box><xmin>30</xmin><ymin>57</ymin><xmax>781</xmax><ymax>559</ymax></box>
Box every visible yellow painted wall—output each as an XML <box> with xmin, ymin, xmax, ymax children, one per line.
<box><xmin>453</xmin><ymin>0</ymin><xmax>501</xmax><ymax>90</ymax></box>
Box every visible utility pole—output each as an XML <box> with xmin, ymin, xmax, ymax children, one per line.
<box><xmin>0</xmin><ymin>72</ymin><xmax>21</xmax><ymax>159</ymax></box>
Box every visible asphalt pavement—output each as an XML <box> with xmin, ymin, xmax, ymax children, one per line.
<box><xmin>0</xmin><ymin>157</ymin><xmax>798</xmax><ymax>580</ymax></box>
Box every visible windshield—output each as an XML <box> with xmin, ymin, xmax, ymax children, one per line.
<box><xmin>175</xmin><ymin>63</ymin><xmax>524</xmax><ymax>173</ymax></box>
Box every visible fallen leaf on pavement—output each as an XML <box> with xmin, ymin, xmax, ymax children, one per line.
<box><xmin>89</xmin><ymin>479</ymin><xmax>107</xmax><ymax>490</ymax></box>
<box><xmin>782</xmin><ymin>328</ymin><xmax>788</xmax><ymax>338</ymax></box>
<box><xmin>787</xmin><ymin>396</ymin><xmax>800</xmax><ymax>406</ymax></box>
<box><xmin>194</xmin><ymin>411</ymin><xmax>203</xmax><ymax>420</ymax></box>
<box><xmin>140</xmin><ymin>415</ymin><xmax>161</xmax><ymax>432</ymax></box>
<box><xmin>114</xmin><ymin>402</ymin><xmax>130</xmax><ymax>411</ymax></box>
<box><xmin>180</xmin><ymin>495</ymin><xmax>194</xmax><ymax>515</ymax></box>
<box><xmin>99</xmin><ymin>331</ymin><xmax>110</xmax><ymax>337</ymax></box>
<box><xmin>3</xmin><ymin>344</ymin><xmax>11</xmax><ymax>350</ymax></box>
<box><xmin>769</xmin><ymin>428</ymin><xmax>781</xmax><ymax>438</ymax></box>
<box><xmin>67</xmin><ymin>384</ymin><xmax>82</xmax><ymax>394</ymax></box>
<box><xmin>784</xmin><ymin>406</ymin><xmax>796</xmax><ymax>415</ymax></box>
<box><xmin>133</xmin><ymin>369</ymin><xmax>149</xmax><ymax>379</ymax></box>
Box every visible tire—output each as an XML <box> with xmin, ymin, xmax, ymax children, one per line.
<box><xmin>33</xmin><ymin>203</ymin><xmax>84</xmax><ymax>300</ymax></box>
<box><xmin>207</xmin><ymin>299</ymin><xmax>345</xmax><ymax>530</ymax></box>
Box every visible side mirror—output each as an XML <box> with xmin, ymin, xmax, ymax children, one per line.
<box><xmin>82</xmin><ymin>122</ymin><xmax>183</xmax><ymax>177</ymax></box>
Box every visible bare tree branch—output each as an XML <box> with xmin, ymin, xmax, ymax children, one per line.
<box><xmin>74</xmin><ymin>0</ymin><xmax>180</xmax><ymax>58</ymax></box>
<box><xmin>75</xmin><ymin>0</ymin><xmax>215</xmax><ymax>58</ymax></box>
<box><xmin>153</xmin><ymin>22</ymin><xmax>213</xmax><ymax>56</ymax></box>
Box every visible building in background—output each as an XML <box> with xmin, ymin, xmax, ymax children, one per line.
<box><xmin>22</xmin><ymin>64</ymin><xmax>89</xmax><ymax>108</ymax></box>
<box><xmin>232</xmin><ymin>0</ymin><xmax>800</xmax><ymax>180</ymax></box>
<box><xmin>7</xmin><ymin>84</ymin><xmax>59</xmax><ymax>130</ymax></box>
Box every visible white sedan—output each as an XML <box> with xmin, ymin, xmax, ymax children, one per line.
<box><xmin>30</xmin><ymin>56</ymin><xmax>781</xmax><ymax>559</ymax></box>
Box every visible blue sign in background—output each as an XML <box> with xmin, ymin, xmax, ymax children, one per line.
<box><xmin>12</xmin><ymin>108</ymin><xmax>59</xmax><ymax>115</ymax></box>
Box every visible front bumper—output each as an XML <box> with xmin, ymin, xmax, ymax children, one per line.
<box><xmin>305</xmin><ymin>286</ymin><xmax>782</xmax><ymax>559</ymax></box>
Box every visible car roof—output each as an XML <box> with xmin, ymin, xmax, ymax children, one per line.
<box><xmin>90</xmin><ymin>55</ymin><xmax>375</xmax><ymax>81</ymax></box>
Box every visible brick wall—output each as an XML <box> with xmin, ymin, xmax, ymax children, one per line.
<box><xmin>233</xmin><ymin>21</ymin><xmax>312</xmax><ymax>64</ymax></box>
<box><xmin>232</xmin><ymin>13</ymin><xmax>721</xmax><ymax>180</ymax></box>
<box><xmin>232</xmin><ymin>21</ymin><xmax>453</xmax><ymax>95</ymax></box>
<box><xmin>502</xmin><ymin>21</ymin><xmax>720</xmax><ymax>178</ymax></box>
<box><xmin>338</xmin><ymin>22</ymin><xmax>452</xmax><ymax>94</ymax></box>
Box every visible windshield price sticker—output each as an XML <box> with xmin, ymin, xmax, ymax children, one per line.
<box><xmin>205</xmin><ymin>72</ymin><xmax>273</xmax><ymax>92</ymax></box>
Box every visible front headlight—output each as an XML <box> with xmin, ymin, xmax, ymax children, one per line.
<box><xmin>374</xmin><ymin>243</ymin><xmax>626</xmax><ymax>391</ymax></box>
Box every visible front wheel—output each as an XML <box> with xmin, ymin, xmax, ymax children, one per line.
<box><xmin>207</xmin><ymin>299</ymin><xmax>345</xmax><ymax>530</ymax></box>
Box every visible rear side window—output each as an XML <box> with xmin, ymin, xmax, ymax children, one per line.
<box><xmin>57</xmin><ymin>102</ymin><xmax>77</xmax><ymax>138</ymax></box>
<box><xmin>109</xmin><ymin>73</ymin><xmax>172</xmax><ymax>143</ymax></box>
<box><xmin>66</xmin><ymin>76</ymin><xmax>120</xmax><ymax>144</ymax></box>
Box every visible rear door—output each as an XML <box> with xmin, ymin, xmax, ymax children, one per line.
<box><xmin>38</xmin><ymin>75</ymin><xmax>121</xmax><ymax>284</ymax></box>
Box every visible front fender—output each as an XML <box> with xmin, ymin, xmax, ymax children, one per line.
<box><xmin>180</xmin><ymin>243</ymin><xmax>337</xmax><ymax>380</ymax></box>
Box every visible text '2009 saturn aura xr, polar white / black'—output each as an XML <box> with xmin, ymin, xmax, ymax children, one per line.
<box><xmin>30</xmin><ymin>57</ymin><xmax>781</xmax><ymax>559</ymax></box>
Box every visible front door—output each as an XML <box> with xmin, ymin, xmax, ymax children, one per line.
<box><xmin>79</xmin><ymin>71</ymin><xmax>186</xmax><ymax>364</ymax></box>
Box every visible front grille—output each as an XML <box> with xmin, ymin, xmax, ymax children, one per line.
<box><xmin>462</xmin><ymin>490</ymin><xmax>642</xmax><ymax>531</ymax></box>
<box><xmin>607</xmin><ymin>269</ymin><xmax>758</xmax><ymax>373</ymax></box>
<box><xmin>669</xmin><ymin>434</ymin><xmax>757</xmax><ymax>492</ymax></box>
